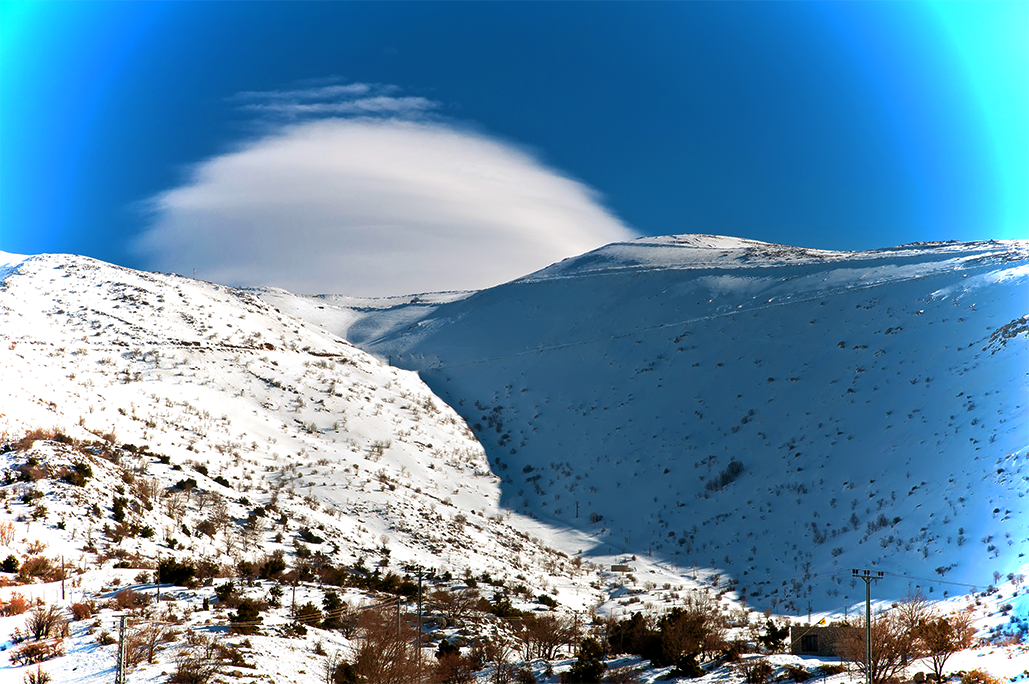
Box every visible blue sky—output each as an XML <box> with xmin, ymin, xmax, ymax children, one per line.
<box><xmin>1</xmin><ymin>1</ymin><xmax>1026</xmax><ymax>295</ymax></box>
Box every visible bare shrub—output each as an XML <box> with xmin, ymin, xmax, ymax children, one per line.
<box><xmin>350</xmin><ymin>604</ymin><xmax>421</xmax><ymax>684</ymax></box>
<box><xmin>428</xmin><ymin>586</ymin><xmax>481</xmax><ymax>623</ymax></box>
<box><xmin>70</xmin><ymin>602</ymin><xmax>94</xmax><ymax>621</ymax></box>
<box><xmin>17</xmin><ymin>428</ymin><xmax>56</xmax><ymax>451</ymax></box>
<box><xmin>519</xmin><ymin>613</ymin><xmax>579</xmax><ymax>661</ymax></box>
<box><xmin>23</xmin><ymin>665</ymin><xmax>52</xmax><ymax>684</ymax></box>
<box><xmin>837</xmin><ymin>611</ymin><xmax>910</xmax><ymax>684</ymax></box>
<box><xmin>126</xmin><ymin>621</ymin><xmax>174</xmax><ymax>666</ymax></box>
<box><xmin>115</xmin><ymin>588</ymin><xmax>151</xmax><ymax>610</ymax></box>
<box><xmin>26</xmin><ymin>605</ymin><xmax>66</xmax><ymax>641</ymax></box>
<box><xmin>19</xmin><ymin>556</ymin><xmax>60</xmax><ymax>582</ymax></box>
<box><xmin>916</xmin><ymin>608</ymin><xmax>976</xmax><ymax>681</ymax></box>
<box><xmin>961</xmin><ymin>670</ymin><xmax>1003</xmax><ymax>684</ymax></box>
<box><xmin>604</xmin><ymin>666</ymin><xmax>642</xmax><ymax>683</ymax></box>
<box><xmin>169</xmin><ymin>650</ymin><xmax>222</xmax><ymax>684</ymax></box>
<box><xmin>738</xmin><ymin>658</ymin><xmax>774</xmax><ymax>684</ymax></box>
<box><xmin>0</xmin><ymin>592</ymin><xmax>31</xmax><ymax>616</ymax></box>
<box><xmin>10</xmin><ymin>639</ymin><xmax>65</xmax><ymax>665</ymax></box>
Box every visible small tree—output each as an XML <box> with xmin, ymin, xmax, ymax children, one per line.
<box><xmin>428</xmin><ymin>587</ymin><xmax>481</xmax><ymax>623</ymax></box>
<box><xmin>519</xmin><ymin>613</ymin><xmax>578</xmax><ymax>661</ymax></box>
<box><xmin>349</xmin><ymin>605</ymin><xmax>420</xmax><ymax>684</ymax></box>
<box><xmin>562</xmin><ymin>637</ymin><xmax>607</xmax><ymax>683</ymax></box>
<box><xmin>229</xmin><ymin>599</ymin><xmax>262</xmax><ymax>635</ymax></box>
<box><xmin>916</xmin><ymin>609</ymin><xmax>976</xmax><ymax>681</ymax></box>
<box><xmin>158</xmin><ymin>558</ymin><xmax>196</xmax><ymax>587</ymax></box>
<box><xmin>293</xmin><ymin>601</ymin><xmax>322</xmax><ymax>628</ymax></box>
<box><xmin>757</xmin><ymin>619</ymin><xmax>789</xmax><ymax>653</ymax></box>
<box><xmin>838</xmin><ymin>611</ymin><xmax>909</xmax><ymax>684</ymax></box>
<box><xmin>433</xmin><ymin>640</ymin><xmax>475</xmax><ymax>684</ymax></box>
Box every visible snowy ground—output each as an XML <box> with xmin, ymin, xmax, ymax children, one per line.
<box><xmin>1</xmin><ymin>241</ymin><xmax>1027</xmax><ymax>682</ymax></box>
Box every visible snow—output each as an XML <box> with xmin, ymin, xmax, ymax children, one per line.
<box><xmin>1</xmin><ymin>236</ymin><xmax>1027</xmax><ymax>682</ymax></box>
<box><xmin>276</xmin><ymin>235</ymin><xmax>1029</xmax><ymax>613</ymax></box>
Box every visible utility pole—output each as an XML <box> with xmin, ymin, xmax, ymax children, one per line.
<box><xmin>852</xmin><ymin>569</ymin><xmax>883</xmax><ymax>684</ymax></box>
<box><xmin>116</xmin><ymin>615</ymin><xmax>127</xmax><ymax>684</ymax></box>
<box><xmin>417</xmin><ymin>567</ymin><xmax>423</xmax><ymax>683</ymax></box>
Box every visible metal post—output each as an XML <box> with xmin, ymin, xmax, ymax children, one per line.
<box><xmin>852</xmin><ymin>569</ymin><xmax>883</xmax><ymax>684</ymax></box>
<box><xmin>117</xmin><ymin>615</ymin><xmax>127</xmax><ymax>684</ymax></box>
<box><xmin>417</xmin><ymin>568</ymin><xmax>423</xmax><ymax>682</ymax></box>
<box><xmin>61</xmin><ymin>556</ymin><xmax>65</xmax><ymax>601</ymax></box>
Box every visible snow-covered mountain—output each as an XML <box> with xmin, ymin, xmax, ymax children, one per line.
<box><xmin>0</xmin><ymin>250</ymin><xmax>615</xmax><ymax>614</ymax></box>
<box><xmin>266</xmin><ymin>235</ymin><xmax>1029</xmax><ymax>612</ymax></box>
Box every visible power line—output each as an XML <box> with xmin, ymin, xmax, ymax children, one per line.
<box><xmin>877</xmin><ymin>570</ymin><xmax>981</xmax><ymax>590</ymax></box>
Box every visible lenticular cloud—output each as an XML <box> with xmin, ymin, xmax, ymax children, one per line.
<box><xmin>136</xmin><ymin>119</ymin><xmax>637</xmax><ymax>296</ymax></box>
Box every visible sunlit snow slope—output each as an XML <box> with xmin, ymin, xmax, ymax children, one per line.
<box><xmin>279</xmin><ymin>235</ymin><xmax>1029</xmax><ymax>612</ymax></box>
<box><xmin>0</xmin><ymin>252</ymin><xmax>596</xmax><ymax>605</ymax></box>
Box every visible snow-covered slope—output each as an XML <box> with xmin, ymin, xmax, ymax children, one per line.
<box><xmin>275</xmin><ymin>236</ymin><xmax>1029</xmax><ymax>612</ymax></box>
<box><xmin>0</xmin><ymin>251</ymin><xmax>604</xmax><ymax>607</ymax></box>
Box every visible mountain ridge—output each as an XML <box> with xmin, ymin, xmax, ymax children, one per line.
<box><xmin>266</xmin><ymin>235</ymin><xmax>1029</xmax><ymax>612</ymax></box>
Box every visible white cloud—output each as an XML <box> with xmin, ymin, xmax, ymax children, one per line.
<box><xmin>227</xmin><ymin>81</ymin><xmax>438</xmax><ymax>120</ymax></box>
<box><xmin>136</xmin><ymin>117</ymin><xmax>638</xmax><ymax>296</ymax></box>
<box><xmin>239</xmin><ymin>96</ymin><xmax>438</xmax><ymax>118</ymax></box>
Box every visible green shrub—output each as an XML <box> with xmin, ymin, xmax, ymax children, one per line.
<box><xmin>158</xmin><ymin>558</ymin><xmax>196</xmax><ymax>586</ymax></box>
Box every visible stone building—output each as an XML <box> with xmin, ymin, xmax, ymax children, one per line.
<box><xmin>789</xmin><ymin>624</ymin><xmax>859</xmax><ymax>657</ymax></box>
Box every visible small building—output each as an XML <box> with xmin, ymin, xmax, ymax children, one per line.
<box><xmin>789</xmin><ymin>624</ymin><xmax>859</xmax><ymax>657</ymax></box>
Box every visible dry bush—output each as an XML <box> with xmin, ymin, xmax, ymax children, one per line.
<box><xmin>132</xmin><ymin>477</ymin><xmax>161</xmax><ymax>508</ymax></box>
<box><xmin>169</xmin><ymin>649</ymin><xmax>222</xmax><ymax>684</ymax></box>
<box><xmin>23</xmin><ymin>665</ymin><xmax>52</xmax><ymax>684</ymax></box>
<box><xmin>917</xmin><ymin>608</ymin><xmax>977</xmax><ymax>681</ymax></box>
<box><xmin>114</xmin><ymin>588</ymin><xmax>151</xmax><ymax>610</ymax></box>
<box><xmin>0</xmin><ymin>520</ymin><xmax>16</xmax><ymax>544</ymax></box>
<box><xmin>837</xmin><ymin>611</ymin><xmax>910</xmax><ymax>684</ymax></box>
<box><xmin>16</xmin><ymin>429</ymin><xmax>56</xmax><ymax>451</ymax></box>
<box><xmin>432</xmin><ymin>651</ymin><xmax>476</xmax><ymax>684</ymax></box>
<box><xmin>26</xmin><ymin>605</ymin><xmax>66</xmax><ymax>641</ymax></box>
<box><xmin>783</xmin><ymin>664</ymin><xmax>813</xmax><ymax>682</ymax></box>
<box><xmin>604</xmin><ymin>666</ymin><xmax>642</xmax><ymax>683</ymax></box>
<box><xmin>19</xmin><ymin>556</ymin><xmax>61</xmax><ymax>582</ymax></box>
<box><xmin>428</xmin><ymin>587</ymin><xmax>481</xmax><ymax>623</ymax></box>
<box><xmin>10</xmin><ymin>639</ymin><xmax>65</xmax><ymax>665</ymax></box>
<box><xmin>738</xmin><ymin>658</ymin><xmax>774</xmax><ymax>684</ymax></box>
<box><xmin>961</xmin><ymin>670</ymin><xmax>1003</xmax><ymax>684</ymax></box>
<box><xmin>350</xmin><ymin>604</ymin><xmax>421</xmax><ymax>684</ymax></box>
<box><xmin>520</xmin><ymin>613</ymin><xmax>575</xmax><ymax>660</ymax></box>
<box><xmin>70</xmin><ymin>602</ymin><xmax>93</xmax><ymax>621</ymax></box>
<box><xmin>0</xmin><ymin>592</ymin><xmax>31</xmax><ymax>616</ymax></box>
<box><xmin>25</xmin><ymin>540</ymin><xmax>47</xmax><ymax>555</ymax></box>
<box><xmin>126</xmin><ymin>622</ymin><xmax>174</xmax><ymax>666</ymax></box>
